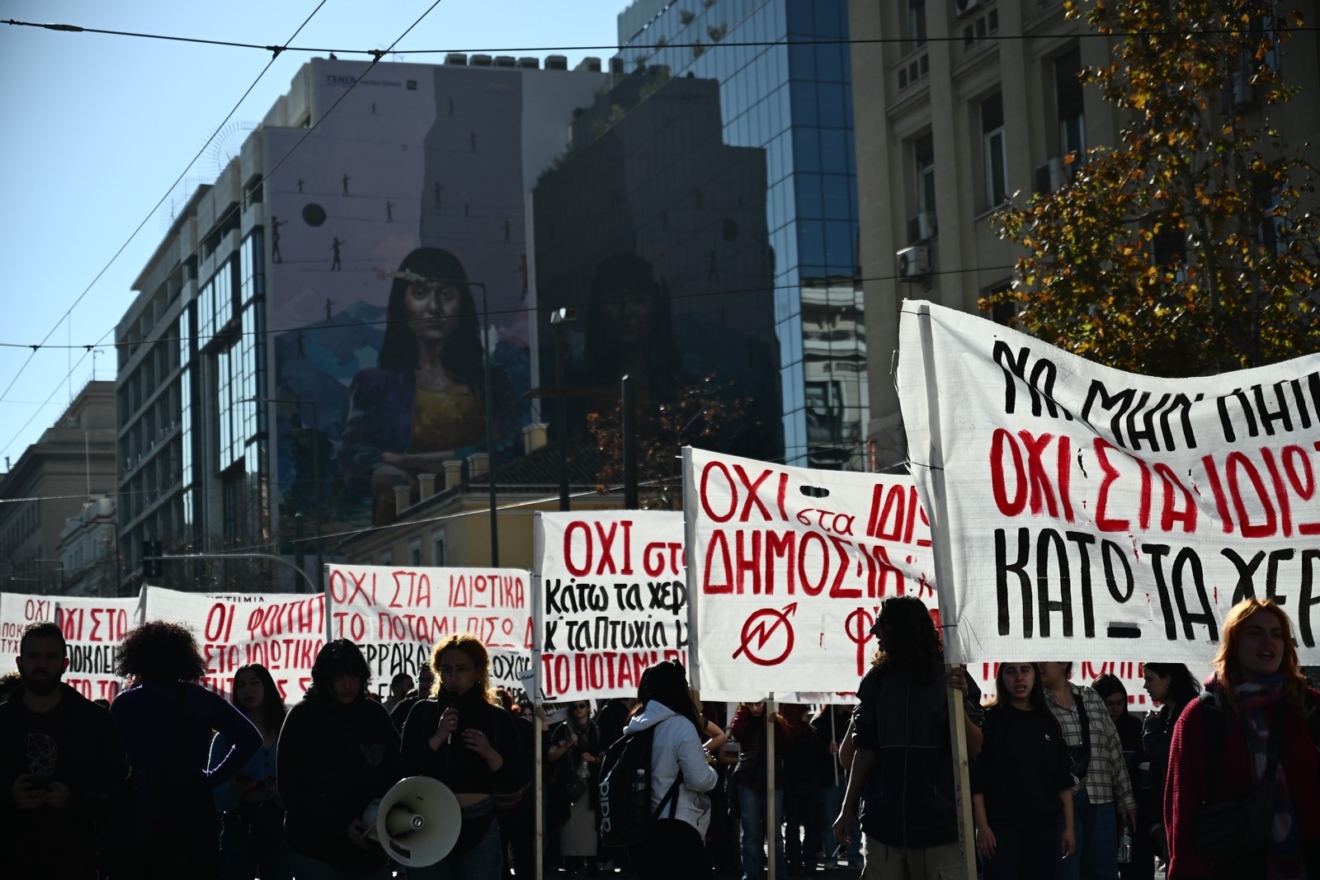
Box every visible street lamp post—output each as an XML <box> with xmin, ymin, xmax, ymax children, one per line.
<box><xmin>248</xmin><ymin>397</ymin><xmax>321</xmax><ymax>592</ymax></box>
<box><xmin>550</xmin><ymin>308</ymin><xmax>577</xmax><ymax>512</ymax></box>
<box><xmin>478</xmin><ymin>283</ymin><xmax>500</xmax><ymax>566</ymax></box>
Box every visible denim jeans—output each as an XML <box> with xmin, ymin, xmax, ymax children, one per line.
<box><xmin>783</xmin><ymin>789</ymin><xmax>820</xmax><ymax>867</ymax></box>
<box><xmin>285</xmin><ymin>848</ymin><xmax>391</xmax><ymax>880</ymax></box>
<box><xmin>984</xmin><ymin>820</ymin><xmax>1058</xmax><ymax>880</ymax></box>
<box><xmin>410</xmin><ymin>799</ymin><xmax>503</xmax><ymax>880</ymax></box>
<box><xmin>816</xmin><ymin>782</ymin><xmax>862</xmax><ymax>863</ymax></box>
<box><xmin>218</xmin><ymin>825</ymin><xmax>292</xmax><ymax>880</ymax></box>
<box><xmin>1057</xmin><ymin>786</ymin><xmax>1118</xmax><ymax>880</ymax></box>
<box><xmin>737</xmin><ymin>785</ymin><xmax>786</xmax><ymax>880</ymax></box>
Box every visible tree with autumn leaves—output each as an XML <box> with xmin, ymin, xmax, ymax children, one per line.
<box><xmin>587</xmin><ymin>376</ymin><xmax>751</xmax><ymax>509</ymax></box>
<box><xmin>989</xmin><ymin>0</ymin><xmax>1319</xmax><ymax>376</ymax></box>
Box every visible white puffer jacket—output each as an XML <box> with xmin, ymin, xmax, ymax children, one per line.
<box><xmin>622</xmin><ymin>700</ymin><xmax>720</xmax><ymax>835</ymax></box>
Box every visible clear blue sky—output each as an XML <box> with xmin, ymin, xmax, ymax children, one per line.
<box><xmin>0</xmin><ymin>0</ymin><xmax>625</xmax><ymax>465</ymax></box>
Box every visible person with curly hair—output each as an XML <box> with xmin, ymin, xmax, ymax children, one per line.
<box><xmin>400</xmin><ymin>633</ymin><xmax>525</xmax><ymax>880</ymax></box>
<box><xmin>834</xmin><ymin>595</ymin><xmax>983</xmax><ymax>880</ymax></box>
<box><xmin>278</xmin><ymin>639</ymin><xmax>401</xmax><ymax>880</ymax></box>
<box><xmin>109</xmin><ymin>621</ymin><xmax>261</xmax><ymax>879</ymax></box>
<box><xmin>209</xmin><ymin>664</ymin><xmax>291</xmax><ymax>880</ymax></box>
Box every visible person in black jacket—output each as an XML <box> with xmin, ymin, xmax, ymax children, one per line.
<box><xmin>834</xmin><ymin>596</ymin><xmax>983</xmax><ymax>879</ymax></box>
<box><xmin>112</xmin><ymin>620</ymin><xmax>261</xmax><ymax>880</ymax></box>
<box><xmin>0</xmin><ymin>621</ymin><xmax>127</xmax><ymax>880</ymax></box>
<box><xmin>973</xmin><ymin>662</ymin><xmax>1075</xmax><ymax>879</ymax></box>
<box><xmin>400</xmin><ymin>633</ymin><xmax>526</xmax><ymax>880</ymax></box>
<box><xmin>1138</xmin><ymin>662</ymin><xmax>1198</xmax><ymax>867</ymax></box>
<box><xmin>278</xmin><ymin>639</ymin><xmax>401</xmax><ymax>880</ymax></box>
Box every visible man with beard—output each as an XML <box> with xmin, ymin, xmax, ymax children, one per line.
<box><xmin>0</xmin><ymin>622</ymin><xmax>127</xmax><ymax>878</ymax></box>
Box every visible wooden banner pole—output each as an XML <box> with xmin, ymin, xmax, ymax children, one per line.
<box><xmin>766</xmin><ymin>699</ymin><xmax>777</xmax><ymax>880</ymax></box>
<box><xmin>535</xmin><ymin>712</ymin><xmax>544</xmax><ymax>880</ymax></box>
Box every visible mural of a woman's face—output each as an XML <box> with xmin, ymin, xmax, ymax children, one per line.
<box><xmin>600</xmin><ymin>284</ymin><xmax>654</xmax><ymax>346</ymax></box>
<box><xmin>404</xmin><ymin>280</ymin><xmax>463</xmax><ymax>343</ymax></box>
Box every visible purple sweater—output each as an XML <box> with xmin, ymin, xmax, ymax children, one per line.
<box><xmin>110</xmin><ymin>682</ymin><xmax>260</xmax><ymax>786</ymax></box>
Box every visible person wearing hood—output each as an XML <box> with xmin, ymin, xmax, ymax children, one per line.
<box><xmin>278</xmin><ymin>640</ymin><xmax>401</xmax><ymax>879</ymax></box>
<box><xmin>400</xmin><ymin>632</ymin><xmax>525</xmax><ymax>880</ymax></box>
<box><xmin>1164</xmin><ymin>598</ymin><xmax>1320</xmax><ymax>879</ymax></box>
<box><xmin>622</xmin><ymin>660</ymin><xmax>719</xmax><ymax>880</ymax></box>
<box><xmin>0</xmin><ymin>621</ymin><xmax>127</xmax><ymax>879</ymax></box>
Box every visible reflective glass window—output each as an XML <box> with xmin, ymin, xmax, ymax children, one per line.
<box><xmin>790</xmin><ymin>81</ymin><xmax>818</xmax><ymax>126</ymax></box>
<box><xmin>795</xmin><ymin>173</ymin><xmax>824</xmax><ymax>218</ymax></box>
<box><xmin>793</xmin><ymin>128</ymin><xmax>821</xmax><ymax>173</ymax></box>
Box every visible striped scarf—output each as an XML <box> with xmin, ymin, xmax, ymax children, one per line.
<box><xmin>1231</xmin><ymin>676</ymin><xmax>1303</xmax><ymax>880</ymax></box>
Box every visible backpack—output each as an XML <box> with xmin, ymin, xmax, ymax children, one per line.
<box><xmin>596</xmin><ymin>726</ymin><xmax>683</xmax><ymax>849</ymax></box>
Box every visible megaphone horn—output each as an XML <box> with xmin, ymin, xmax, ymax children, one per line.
<box><xmin>362</xmin><ymin>776</ymin><xmax>462</xmax><ymax>868</ymax></box>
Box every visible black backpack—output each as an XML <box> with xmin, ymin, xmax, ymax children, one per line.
<box><xmin>596</xmin><ymin>726</ymin><xmax>683</xmax><ymax>849</ymax></box>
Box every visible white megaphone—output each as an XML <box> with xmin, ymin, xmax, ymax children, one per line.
<box><xmin>362</xmin><ymin>776</ymin><xmax>461</xmax><ymax>867</ymax></box>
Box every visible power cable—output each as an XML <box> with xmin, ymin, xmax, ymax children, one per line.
<box><xmin>0</xmin><ymin>265</ymin><xmax>1018</xmax><ymax>353</ymax></box>
<box><xmin>0</xmin><ymin>0</ymin><xmax>451</xmax><ymax>458</ymax></box>
<box><xmin>0</xmin><ymin>1</ymin><xmax>329</xmax><ymax>406</ymax></box>
<box><xmin>3</xmin><ymin>17</ymin><xmax>1310</xmax><ymax>55</ymax></box>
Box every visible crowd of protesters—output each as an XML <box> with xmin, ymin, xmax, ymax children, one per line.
<box><xmin>0</xmin><ymin>594</ymin><xmax>1316</xmax><ymax>879</ymax></box>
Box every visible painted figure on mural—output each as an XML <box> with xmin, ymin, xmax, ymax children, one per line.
<box><xmin>579</xmin><ymin>253</ymin><xmax>685</xmax><ymax>423</ymax></box>
<box><xmin>339</xmin><ymin>247</ymin><xmax>505</xmax><ymax>524</ymax></box>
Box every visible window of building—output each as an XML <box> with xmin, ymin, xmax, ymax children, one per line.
<box><xmin>431</xmin><ymin>531</ymin><xmax>446</xmax><ymax>566</ymax></box>
<box><xmin>408</xmin><ymin>541</ymin><xmax>422</xmax><ymax>567</ymax></box>
<box><xmin>379</xmin><ymin>550</ymin><xmax>393</xmax><ymax>566</ymax></box>
<box><xmin>1056</xmin><ymin>48</ymin><xmax>1085</xmax><ymax>157</ymax></box>
<box><xmin>1152</xmin><ymin>218</ymin><xmax>1187</xmax><ymax>267</ymax></box>
<box><xmin>906</xmin><ymin>1</ymin><xmax>927</xmax><ymax>52</ymax></box>
<box><xmin>982</xmin><ymin>94</ymin><xmax>1008</xmax><ymax>207</ymax></box>
<box><xmin>912</xmin><ymin>134</ymin><xmax>936</xmax><ymax>242</ymax></box>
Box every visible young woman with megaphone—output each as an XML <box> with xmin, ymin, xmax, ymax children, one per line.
<box><xmin>400</xmin><ymin>632</ymin><xmax>527</xmax><ymax>880</ymax></box>
<box><xmin>278</xmin><ymin>640</ymin><xmax>402</xmax><ymax>880</ymax></box>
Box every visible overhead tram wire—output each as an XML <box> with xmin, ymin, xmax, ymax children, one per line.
<box><xmin>0</xmin><ymin>264</ymin><xmax>1021</xmax><ymax>354</ymax></box>
<box><xmin>0</xmin><ymin>0</ymin><xmax>450</xmax><ymax>457</ymax></box>
<box><xmin>0</xmin><ymin>0</ymin><xmax>329</xmax><ymax>407</ymax></box>
<box><xmin>4</xmin><ymin>17</ymin><xmax>1312</xmax><ymax>55</ymax></box>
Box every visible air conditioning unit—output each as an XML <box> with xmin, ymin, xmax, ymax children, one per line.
<box><xmin>908</xmin><ymin>211</ymin><xmax>938</xmax><ymax>243</ymax></box>
<box><xmin>955</xmin><ymin>0</ymin><xmax>982</xmax><ymax>17</ymax></box>
<box><xmin>897</xmin><ymin>245</ymin><xmax>931</xmax><ymax>280</ymax></box>
<box><xmin>1034</xmin><ymin>157</ymin><xmax>1069</xmax><ymax>194</ymax></box>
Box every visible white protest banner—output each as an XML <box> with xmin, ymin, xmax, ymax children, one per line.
<box><xmin>141</xmin><ymin>587</ymin><xmax>325</xmax><ymax>699</ymax></box>
<box><xmin>897</xmin><ymin>301</ymin><xmax>1320</xmax><ymax>664</ymax></box>
<box><xmin>325</xmin><ymin>564</ymin><xmax>533</xmax><ymax>693</ymax></box>
<box><xmin>683</xmin><ymin>447</ymin><xmax>938</xmax><ymax>698</ymax></box>
<box><xmin>533</xmin><ymin>511</ymin><xmax>688</xmax><ymax>700</ymax></box>
<box><xmin>0</xmin><ymin>592</ymin><xmax>139</xmax><ymax>701</ymax></box>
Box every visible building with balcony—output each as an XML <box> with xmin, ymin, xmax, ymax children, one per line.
<box><xmin>848</xmin><ymin>0</ymin><xmax>1320</xmax><ymax>469</ymax></box>
<box><xmin>0</xmin><ymin>381</ymin><xmax>117</xmax><ymax>595</ymax></box>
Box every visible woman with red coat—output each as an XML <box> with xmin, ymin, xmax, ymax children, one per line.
<box><xmin>1164</xmin><ymin>598</ymin><xmax>1320</xmax><ymax>879</ymax></box>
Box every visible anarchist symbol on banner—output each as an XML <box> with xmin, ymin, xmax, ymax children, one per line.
<box><xmin>732</xmin><ymin>604</ymin><xmax>797</xmax><ymax>666</ymax></box>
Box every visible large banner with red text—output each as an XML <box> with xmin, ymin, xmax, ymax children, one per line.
<box><xmin>0</xmin><ymin>592</ymin><xmax>140</xmax><ymax>702</ymax></box>
<box><xmin>141</xmin><ymin>587</ymin><xmax>325</xmax><ymax>700</ymax></box>
<box><xmin>682</xmin><ymin>448</ymin><xmax>938</xmax><ymax>699</ymax></box>
<box><xmin>897</xmin><ymin>301</ymin><xmax>1320</xmax><ymax>664</ymax></box>
<box><xmin>325</xmin><ymin>563</ymin><xmax>533</xmax><ymax>694</ymax></box>
<box><xmin>533</xmin><ymin>511</ymin><xmax>688</xmax><ymax>701</ymax></box>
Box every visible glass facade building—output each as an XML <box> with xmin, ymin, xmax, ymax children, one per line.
<box><xmin>615</xmin><ymin>0</ymin><xmax>867</xmax><ymax>468</ymax></box>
